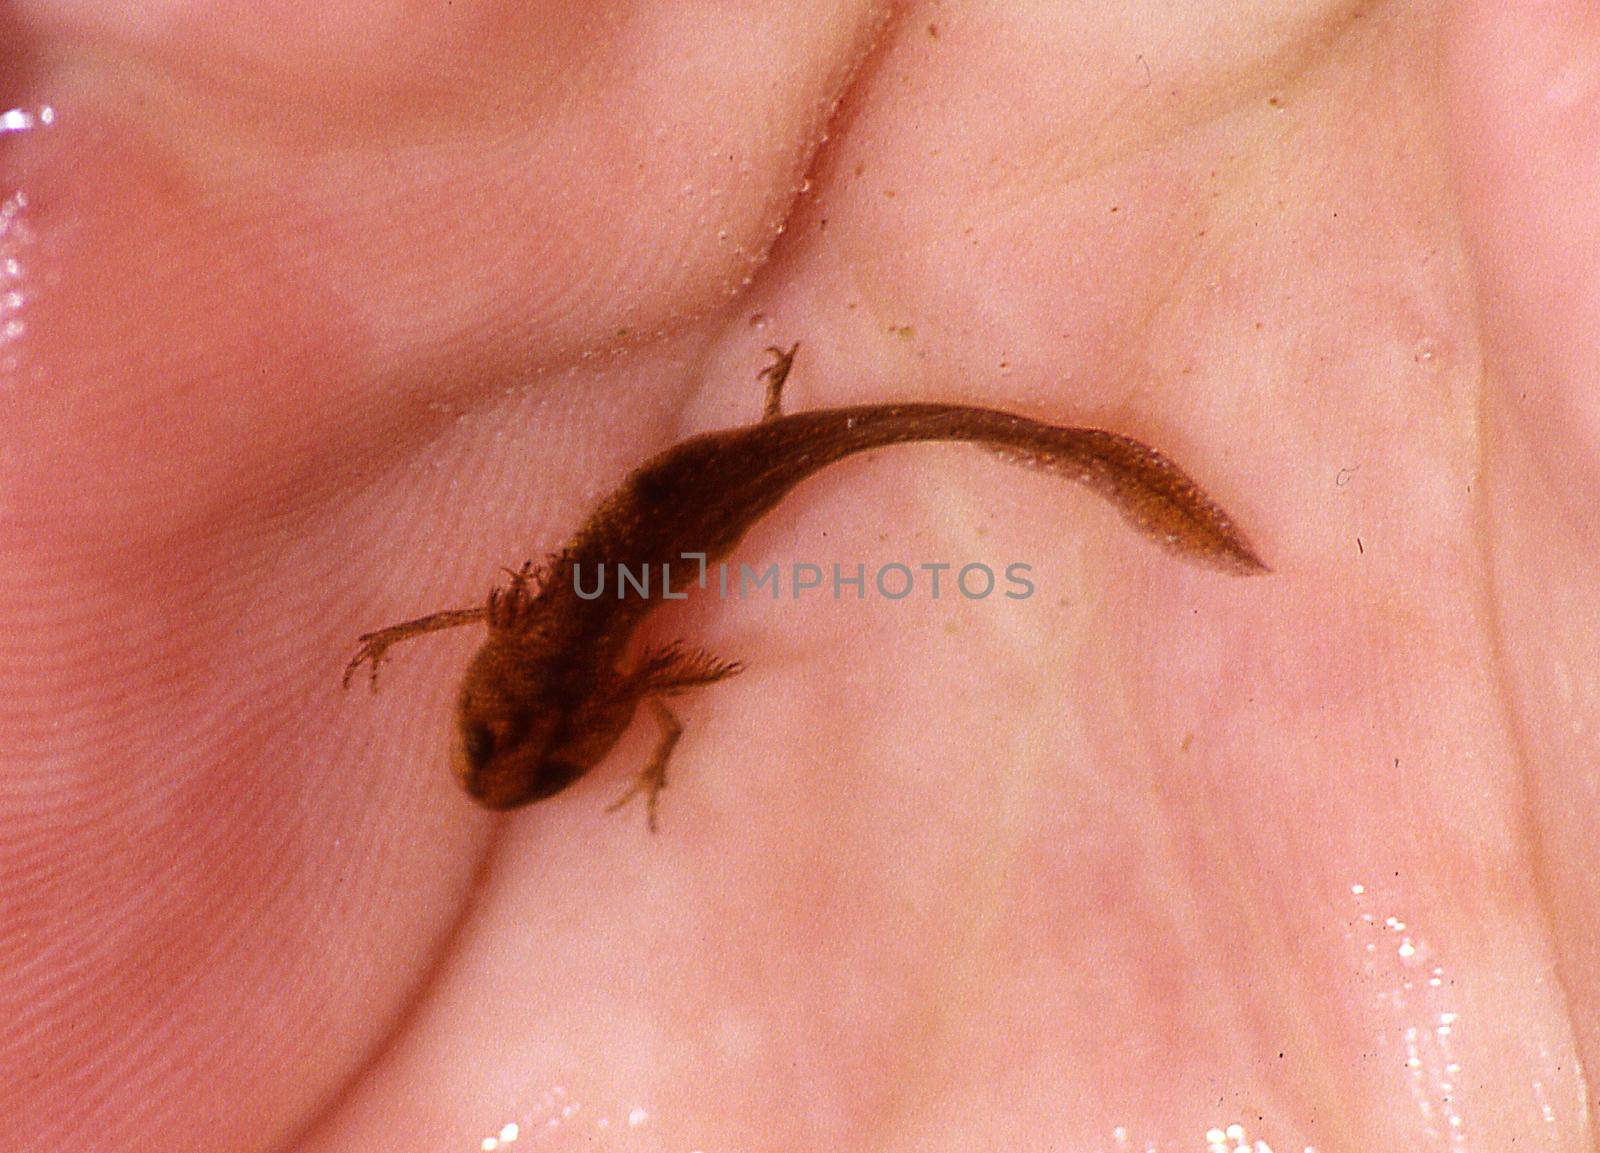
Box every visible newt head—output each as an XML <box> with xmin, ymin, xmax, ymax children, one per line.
<box><xmin>451</xmin><ymin>638</ymin><xmax>580</xmax><ymax>810</ymax></box>
<box><xmin>443</xmin><ymin>562</ymin><xmax>590</xmax><ymax>810</ymax></box>
<box><xmin>452</xmin><ymin>619</ymin><xmax>643</xmax><ymax>812</ymax></box>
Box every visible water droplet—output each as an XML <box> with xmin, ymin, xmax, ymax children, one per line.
<box><xmin>0</xmin><ymin>107</ymin><xmax>43</xmax><ymax>134</ymax></box>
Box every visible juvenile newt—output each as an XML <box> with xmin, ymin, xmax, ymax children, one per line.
<box><xmin>344</xmin><ymin>346</ymin><xmax>1267</xmax><ymax>827</ymax></box>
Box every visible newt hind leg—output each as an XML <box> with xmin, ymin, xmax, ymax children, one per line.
<box><xmin>759</xmin><ymin>341</ymin><xmax>799</xmax><ymax>421</ymax></box>
<box><xmin>605</xmin><ymin>642</ymin><xmax>745</xmax><ymax>831</ymax></box>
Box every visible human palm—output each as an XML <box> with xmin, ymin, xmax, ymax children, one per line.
<box><xmin>4</xmin><ymin>4</ymin><xmax>1598</xmax><ymax>1151</ymax></box>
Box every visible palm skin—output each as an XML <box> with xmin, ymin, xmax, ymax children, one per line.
<box><xmin>2</xmin><ymin>4</ymin><xmax>1598</xmax><ymax>1151</ymax></box>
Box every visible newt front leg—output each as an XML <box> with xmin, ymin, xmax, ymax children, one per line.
<box><xmin>341</xmin><ymin>561</ymin><xmax>538</xmax><ymax>688</ymax></box>
<box><xmin>603</xmin><ymin>701</ymin><xmax>682</xmax><ymax>834</ymax></box>
<box><xmin>604</xmin><ymin>642</ymin><xmax>745</xmax><ymax>831</ymax></box>
<box><xmin>342</xmin><ymin>607</ymin><xmax>487</xmax><ymax>688</ymax></box>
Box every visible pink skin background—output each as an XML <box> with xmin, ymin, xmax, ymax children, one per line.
<box><xmin>2</xmin><ymin>2</ymin><xmax>1598</xmax><ymax>1151</ymax></box>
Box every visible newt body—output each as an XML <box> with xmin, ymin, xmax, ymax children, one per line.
<box><xmin>345</xmin><ymin>348</ymin><xmax>1267</xmax><ymax>825</ymax></box>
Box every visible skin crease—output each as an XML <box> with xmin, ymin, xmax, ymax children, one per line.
<box><xmin>2</xmin><ymin>2</ymin><xmax>1599</xmax><ymax>1152</ymax></box>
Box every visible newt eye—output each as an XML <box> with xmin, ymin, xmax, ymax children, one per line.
<box><xmin>462</xmin><ymin>723</ymin><xmax>495</xmax><ymax>767</ymax></box>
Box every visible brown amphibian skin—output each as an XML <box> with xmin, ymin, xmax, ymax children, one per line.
<box><xmin>345</xmin><ymin>348</ymin><xmax>1267</xmax><ymax>826</ymax></box>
